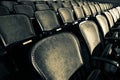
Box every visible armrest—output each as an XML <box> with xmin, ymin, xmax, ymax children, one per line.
<box><xmin>87</xmin><ymin>69</ymin><xmax>101</xmax><ymax>80</ymax></box>
<box><xmin>105</xmin><ymin>37</ymin><xmax>119</xmax><ymax>41</ymax></box>
<box><xmin>105</xmin><ymin>37</ymin><xmax>120</xmax><ymax>43</ymax></box>
<box><xmin>92</xmin><ymin>57</ymin><xmax>120</xmax><ymax>69</ymax></box>
<box><xmin>101</xmin><ymin>44</ymin><xmax>113</xmax><ymax>57</ymax></box>
<box><xmin>105</xmin><ymin>32</ymin><xmax>119</xmax><ymax>41</ymax></box>
<box><xmin>111</xmin><ymin>28</ymin><xmax>120</xmax><ymax>31</ymax></box>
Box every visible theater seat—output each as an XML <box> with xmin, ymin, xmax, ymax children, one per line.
<box><xmin>79</xmin><ymin>20</ymin><xmax>104</xmax><ymax>56</ymax></box>
<box><xmin>0</xmin><ymin>15</ymin><xmax>36</xmax><ymax>47</ymax></box>
<box><xmin>20</xmin><ymin>1</ymin><xmax>36</xmax><ymax>11</ymax></box>
<box><xmin>0</xmin><ymin>1</ymin><xmax>18</xmax><ymax>13</ymax></box>
<box><xmin>109</xmin><ymin>9</ymin><xmax>118</xmax><ymax>23</ymax></box>
<box><xmin>51</xmin><ymin>2</ymin><xmax>62</xmax><ymax>13</ymax></box>
<box><xmin>58</xmin><ymin>8</ymin><xmax>75</xmax><ymax>25</ymax></box>
<box><xmin>77</xmin><ymin>1</ymin><xmax>83</xmax><ymax>7</ymax></box>
<box><xmin>89</xmin><ymin>4</ymin><xmax>97</xmax><ymax>16</ymax></box>
<box><xmin>62</xmin><ymin>1</ymin><xmax>72</xmax><ymax>8</ymax></box>
<box><xmin>0</xmin><ymin>14</ymin><xmax>40</xmax><ymax>80</ymax></box>
<box><xmin>36</xmin><ymin>3</ymin><xmax>49</xmax><ymax>11</ymax></box>
<box><xmin>94</xmin><ymin>4</ymin><xmax>101</xmax><ymax>14</ymax></box>
<box><xmin>96</xmin><ymin>15</ymin><xmax>110</xmax><ymax>38</ymax></box>
<box><xmin>70</xmin><ymin>0</ymin><xmax>78</xmax><ymax>6</ymax></box>
<box><xmin>30</xmin><ymin>32</ymin><xmax>108</xmax><ymax>80</ymax></box>
<box><xmin>73</xmin><ymin>6</ymin><xmax>85</xmax><ymax>21</ymax></box>
<box><xmin>35</xmin><ymin>10</ymin><xmax>61</xmax><ymax>36</ymax></box>
<box><xmin>82</xmin><ymin>5</ymin><xmax>92</xmax><ymax>18</ymax></box>
<box><xmin>14</xmin><ymin>5</ymin><xmax>34</xmax><ymax>19</ymax></box>
<box><xmin>103</xmin><ymin>11</ymin><xmax>114</xmax><ymax>29</ymax></box>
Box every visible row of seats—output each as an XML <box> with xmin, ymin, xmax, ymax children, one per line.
<box><xmin>32</xmin><ymin>1</ymin><xmax>120</xmax><ymax>79</ymax></box>
<box><xmin>0</xmin><ymin>1</ymin><xmax>113</xmax><ymax>16</ymax></box>
<box><xmin>0</xmin><ymin>0</ymin><xmax>120</xmax><ymax>80</ymax></box>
